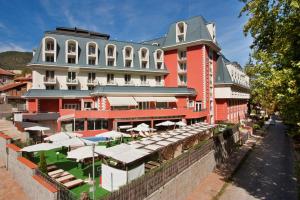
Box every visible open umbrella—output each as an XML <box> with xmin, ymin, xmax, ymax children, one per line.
<box><xmin>25</xmin><ymin>125</ymin><xmax>50</xmax><ymax>142</ymax></box>
<box><xmin>137</xmin><ymin>123</ymin><xmax>149</xmax><ymax>128</ymax></box>
<box><xmin>21</xmin><ymin>143</ymin><xmax>60</xmax><ymax>152</ymax></box>
<box><xmin>44</xmin><ymin>132</ymin><xmax>82</xmax><ymax>142</ymax></box>
<box><xmin>54</xmin><ymin>137</ymin><xmax>97</xmax><ymax>148</ymax></box>
<box><xmin>176</xmin><ymin>121</ymin><xmax>187</xmax><ymax>127</ymax></box>
<box><xmin>95</xmin><ymin>131</ymin><xmax>131</xmax><ymax>139</ymax></box>
<box><xmin>67</xmin><ymin>146</ymin><xmax>106</xmax><ymax>161</ymax></box>
<box><xmin>155</xmin><ymin>121</ymin><xmax>175</xmax><ymax>126</ymax></box>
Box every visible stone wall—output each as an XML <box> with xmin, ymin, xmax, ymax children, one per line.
<box><xmin>0</xmin><ymin>132</ymin><xmax>58</xmax><ymax>200</ymax></box>
<box><xmin>145</xmin><ymin>151</ymin><xmax>216</xmax><ymax>200</ymax></box>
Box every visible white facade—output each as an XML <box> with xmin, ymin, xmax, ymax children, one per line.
<box><xmin>215</xmin><ymin>87</ymin><xmax>250</xmax><ymax>99</ymax></box>
<box><xmin>226</xmin><ymin>63</ymin><xmax>249</xmax><ymax>88</ymax></box>
<box><xmin>32</xmin><ymin>69</ymin><xmax>165</xmax><ymax>90</ymax></box>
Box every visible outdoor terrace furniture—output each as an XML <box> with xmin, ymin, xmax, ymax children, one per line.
<box><xmin>63</xmin><ymin>179</ymin><xmax>84</xmax><ymax>189</ymax></box>
<box><xmin>48</xmin><ymin>169</ymin><xmax>64</xmax><ymax>176</ymax></box>
<box><xmin>55</xmin><ymin>174</ymin><xmax>75</xmax><ymax>183</ymax></box>
<box><xmin>51</xmin><ymin>171</ymin><xmax>70</xmax><ymax>179</ymax></box>
<box><xmin>47</xmin><ymin>165</ymin><xmax>58</xmax><ymax>172</ymax></box>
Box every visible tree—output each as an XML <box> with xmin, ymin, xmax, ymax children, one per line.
<box><xmin>39</xmin><ymin>151</ymin><xmax>48</xmax><ymax>173</ymax></box>
<box><xmin>240</xmin><ymin>0</ymin><xmax>300</xmax><ymax>125</ymax></box>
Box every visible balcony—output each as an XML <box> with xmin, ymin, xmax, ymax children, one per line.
<box><xmin>66</xmin><ymin>78</ymin><xmax>78</xmax><ymax>85</ymax></box>
<box><xmin>87</xmin><ymin>79</ymin><xmax>98</xmax><ymax>86</ymax></box>
<box><xmin>44</xmin><ymin>77</ymin><xmax>57</xmax><ymax>85</ymax></box>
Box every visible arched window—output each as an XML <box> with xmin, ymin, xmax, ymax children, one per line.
<box><xmin>123</xmin><ymin>46</ymin><xmax>133</xmax><ymax>68</ymax></box>
<box><xmin>154</xmin><ymin>49</ymin><xmax>164</xmax><ymax>69</ymax></box>
<box><xmin>42</xmin><ymin>36</ymin><xmax>57</xmax><ymax>62</ymax></box>
<box><xmin>86</xmin><ymin>42</ymin><xmax>98</xmax><ymax>65</ymax></box>
<box><xmin>105</xmin><ymin>44</ymin><xmax>116</xmax><ymax>66</ymax></box>
<box><xmin>139</xmin><ymin>47</ymin><xmax>149</xmax><ymax>69</ymax></box>
<box><xmin>176</xmin><ymin>21</ymin><xmax>187</xmax><ymax>43</ymax></box>
<box><xmin>65</xmin><ymin>40</ymin><xmax>78</xmax><ymax>64</ymax></box>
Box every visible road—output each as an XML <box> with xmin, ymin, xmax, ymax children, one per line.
<box><xmin>219</xmin><ymin>119</ymin><xmax>298</xmax><ymax>200</ymax></box>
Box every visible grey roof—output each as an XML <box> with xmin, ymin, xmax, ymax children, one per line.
<box><xmin>142</xmin><ymin>37</ymin><xmax>166</xmax><ymax>46</ymax></box>
<box><xmin>23</xmin><ymin>89</ymin><xmax>90</xmax><ymax>98</ymax></box>
<box><xmin>30</xmin><ymin>33</ymin><xmax>167</xmax><ymax>73</ymax></box>
<box><xmin>215</xmin><ymin>56</ymin><xmax>232</xmax><ymax>84</ymax></box>
<box><xmin>91</xmin><ymin>85</ymin><xmax>196</xmax><ymax>96</ymax></box>
<box><xmin>163</xmin><ymin>16</ymin><xmax>214</xmax><ymax>47</ymax></box>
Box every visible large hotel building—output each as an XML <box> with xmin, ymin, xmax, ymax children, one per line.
<box><xmin>22</xmin><ymin>16</ymin><xmax>250</xmax><ymax>136</ymax></box>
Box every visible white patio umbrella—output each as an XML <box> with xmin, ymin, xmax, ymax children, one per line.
<box><xmin>44</xmin><ymin>132</ymin><xmax>82</xmax><ymax>142</ymax></box>
<box><xmin>176</xmin><ymin>121</ymin><xmax>187</xmax><ymax>127</ymax></box>
<box><xmin>137</xmin><ymin>123</ymin><xmax>149</xmax><ymax>128</ymax></box>
<box><xmin>155</xmin><ymin>121</ymin><xmax>175</xmax><ymax>126</ymax></box>
<box><xmin>127</xmin><ymin>126</ymin><xmax>156</xmax><ymax>132</ymax></box>
<box><xmin>25</xmin><ymin>125</ymin><xmax>50</xmax><ymax>142</ymax></box>
<box><xmin>95</xmin><ymin>131</ymin><xmax>131</xmax><ymax>139</ymax></box>
<box><xmin>21</xmin><ymin>143</ymin><xmax>60</xmax><ymax>152</ymax></box>
<box><xmin>54</xmin><ymin>137</ymin><xmax>97</xmax><ymax>148</ymax></box>
<box><xmin>67</xmin><ymin>146</ymin><xmax>106</xmax><ymax>161</ymax></box>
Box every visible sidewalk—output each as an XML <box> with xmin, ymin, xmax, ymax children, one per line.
<box><xmin>186</xmin><ymin>136</ymin><xmax>259</xmax><ymax>200</ymax></box>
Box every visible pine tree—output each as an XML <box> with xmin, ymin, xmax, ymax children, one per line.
<box><xmin>39</xmin><ymin>151</ymin><xmax>48</xmax><ymax>173</ymax></box>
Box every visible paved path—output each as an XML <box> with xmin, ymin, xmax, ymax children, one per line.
<box><xmin>0</xmin><ymin>160</ymin><xmax>30</xmax><ymax>200</ymax></box>
<box><xmin>219</xmin><ymin>120</ymin><xmax>297</xmax><ymax>200</ymax></box>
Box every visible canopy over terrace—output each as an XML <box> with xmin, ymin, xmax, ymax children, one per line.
<box><xmin>97</xmin><ymin>143</ymin><xmax>150</xmax><ymax>165</ymax></box>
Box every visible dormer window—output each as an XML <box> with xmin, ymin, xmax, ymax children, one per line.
<box><xmin>105</xmin><ymin>44</ymin><xmax>116</xmax><ymax>66</ymax></box>
<box><xmin>42</xmin><ymin>37</ymin><xmax>57</xmax><ymax>62</ymax></box>
<box><xmin>65</xmin><ymin>40</ymin><xmax>78</xmax><ymax>64</ymax></box>
<box><xmin>123</xmin><ymin>46</ymin><xmax>133</xmax><ymax>68</ymax></box>
<box><xmin>154</xmin><ymin>49</ymin><xmax>164</xmax><ymax>69</ymax></box>
<box><xmin>86</xmin><ymin>42</ymin><xmax>98</xmax><ymax>65</ymax></box>
<box><xmin>176</xmin><ymin>22</ymin><xmax>187</xmax><ymax>43</ymax></box>
<box><xmin>139</xmin><ymin>47</ymin><xmax>149</xmax><ymax>69</ymax></box>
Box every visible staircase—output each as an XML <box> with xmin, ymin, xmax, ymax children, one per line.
<box><xmin>0</xmin><ymin>119</ymin><xmax>26</xmax><ymax>142</ymax></box>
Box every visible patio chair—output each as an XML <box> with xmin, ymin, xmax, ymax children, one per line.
<box><xmin>48</xmin><ymin>169</ymin><xmax>64</xmax><ymax>177</ymax></box>
<box><xmin>63</xmin><ymin>179</ymin><xmax>84</xmax><ymax>189</ymax></box>
<box><xmin>55</xmin><ymin>174</ymin><xmax>75</xmax><ymax>183</ymax></box>
<box><xmin>51</xmin><ymin>171</ymin><xmax>70</xmax><ymax>179</ymax></box>
<box><xmin>47</xmin><ymin>165</ymin><xmax>58</xmax><ymax>172</ymax></box>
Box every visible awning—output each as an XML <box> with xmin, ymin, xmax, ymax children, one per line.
<box><xmin>107</xmin><ymin>97</ymin><xmax>138</xmax><ymax>106</ymax></box>
<box><xmin>134</xmin><ymin>97</ymin><xmax>156</xmax><ymax>102</ymax></box>
<box><xmin>153</xmin><ymin>97</ymin><xmax>177</xmax><ymax>102</ymax></box>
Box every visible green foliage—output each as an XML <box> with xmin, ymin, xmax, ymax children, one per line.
<box><xmin>0</xmin><ymin>51</ymin><xmax>32</xmax><ymax>74</ymax></box>
<box><xmin>240</xmin><ymin>0</ymin><xmax>300</xmax><ymax>127</ymax></box>
<box><xmin>38</xmin><ymin>151</ymin><xmax>48</xmax><ymax>173</ymax></box>
<box><xmin>253</xmin><ymin>124</ymin><xmax>261</xmax><ymax>130</ymax></box>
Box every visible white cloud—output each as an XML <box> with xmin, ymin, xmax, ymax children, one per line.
<box><xmin>0</xmin><ymin>42</ymin><xmax>28</xmax><ymax>52</ymax></box>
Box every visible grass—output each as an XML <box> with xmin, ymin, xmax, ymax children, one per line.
<box><xmin>32</xmin><ymin>147</ymin><xmax>110</xmax><ymax>199</ymax></box>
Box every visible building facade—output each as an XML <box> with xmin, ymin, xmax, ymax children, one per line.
<box><xmin>23</xmin><ymin>16</ymin><xmax>250</xmax><ymax>136</ymax></box>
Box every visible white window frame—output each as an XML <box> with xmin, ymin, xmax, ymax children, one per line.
<box><xmin>139</xmin><ymin>47</ymin><xmax>149</xmax><ymax>68</ymax></box>
<box><xmin>105</xmin><ymin>44</ymin><xmax>117</xmax><ymax>66</ymax></box>
<box><xmin>154</xmin><ymin>49</ymin><xmax>164</xmax><ymax>69</ymax></box>
<box><xmin>65</xmin><ymin>39</ymin><xmax>79</xmax><ymax>64</ymax></box>
<box><xmin>123</xmin><ymin>45</ymin><xmax>134</xmax><ymax>68</ymax></box>
<box><xmin>176</xmin><ymin>21</ymin><xmax>187</xmax><ymax>43</ymax></box>
<box><xmin>42</xmin><ymin>36</ymin><xmax>57</xmax><ymax>62</ymax></box>
<box><xmin>86</xmin><ymin>42</ymin><xmax>98</xmax><ymax>65</ymax></box>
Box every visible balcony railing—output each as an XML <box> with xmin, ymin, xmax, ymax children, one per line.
<box><xmin>66</xmin><ymin>78</ymin><xmax>78</xmax><ymax>85</ymax></box>
<box><xmin>44</xmin><ymin>77</ymin><xmax>56</xmax><ymax>84</ymax></box>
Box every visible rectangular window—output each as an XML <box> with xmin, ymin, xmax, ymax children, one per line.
<box><xmin>107</xmin><ymin>74</ymin><xmax>114</xmax><ymax>84</ymax></box>
<box><xmin>88</xmin><ymin>72</ymin><xmax>96</xmax><ymax>82</ymax></box>
<box><xmin>108</xmin><ymin>48</ymin><xmax>114</xmax><ymax>56</ymax></box>
<box><xmin>156</xmin><ymin>102</ymin><xmax>168</xmax><ymax>109</ymax></box>
<box><xmin>46</xmin><ymin>70</ymin><xmax>54</xmax><ymax>79</ymax></box>
<box><xmin>138</xmin><ymin>102</ymin><xmax>150</xmax><ymax>110</ymax></box>
<box><xmin>68</xmin><ymin>86</ymin><xmax>77</xmax><ymax>90</ymax></box>
<box><xmin>179</xmin><ymin>74</ymin><xmax>187</xmax><ymax>85</ymax></box>
<box><xmin>88</xmin><ymin>58</ymin><xmax>96</xmax><ymax>65</ymax></box>
<box><xmin>46</xmin><ymin>42</ymin><xmax>54</xmax><ymax>51</ymax></box>
<box><xmin>141</xmin><ymin>61</ymin><xmax>147</xmax><ymax>68</ymax></box>
<box><xmin>195</xmin><ymin>101</ymin><xmax>202</xmax><ymax>112</ymax></box>
<box><xmin>68</xmin><ymin>44</ymin><xmax>76</xmax><ymax>53</ymax></box>
<box><xmin>179</xmin><ymin>51</ymin><xmax>186</xmax><ymax>59</ymax></box>
<box><xmin>140</xmin><ymin>75</ymin><xmax>147</xmax><ymax>83</ymax></box>
<box><xmin>88</xmin><ymin>86</ymin><xmax>94</xmax><ymax>90</ymax></box>
<box><xmin>124</xmin><ymin>74</ymin><xmax>131</xmax><ymax>84</ymax></box>
<box><xmin>156</xmin><ymin>62</ymin><xmax>162</xmax><ymax>69</ymax></box>
<box><xmin>125</xmin><ymin>49</ymin><xmax>131</xmax><ymax>57</ymax></box>
<box><xmin>46</xmin><ymin>85</ymin><xmax>55</xmax><ymax>90</ymax></box>
<box><xmin>63</xmin><ymin>104</ymin><xmax>80</xmax><ymax>110</ymax></box>
<box><xmin>155</xmin><ymin>76</ymin><xmax>162</xmax><ymax>85</ymax></box>
<box><xmin>84</xmin><ymin>102</ymin><xmax>92</xmax><ymax>110</ymax></box>
<box><xmin>68</xmin><ymin>72</ymin><xmax>76</xmax><ymax>82</ymax></box>
<box><xmin>89</xmin><ymin>46</ymin><xmax>95</xmax><ymax>55</ymax></box>
<box><xmin>68</xmin><ymin>57</ymin><xmax>76</xmax><ymax>64</ymax></box>
<box><xmin>125</xmin><ymin>60</ymin><xmax>132</xmax><ymax>67</ymax></box>
<box><xmin>179</xmin><ymin>63</ymin><xmax>186</xmax><ymax>71</ymax></box>
<box><xmin>75</xmin><ymin>119</ymin><xmax>84</xmax><ymax>131</ymax></box>
<box><xmin>188</xmin><ymin>100</ymin><xmax>194</xmax><ymax>108</ymax></box>
<box><xmin>46</xmin><ymin>55</ymin><xmax>54</xmax><ymax>62</ymax></box>
<box><xmin>107</xmin><ymin>60</ymin><xmax>114</xmax><ymax>66</ymax></box>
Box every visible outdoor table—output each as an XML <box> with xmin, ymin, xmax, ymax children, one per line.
<box><xmin>48</xmin><ymin>169</ymin><xmax>64</xmax><ymax>177</ymax></box>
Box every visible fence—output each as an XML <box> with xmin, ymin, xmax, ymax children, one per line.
<box><xmin>101</xmin><ymin>140</ymin><xmax>214</xmax><ymax>200</ymax></box>
<box><xmin>35</xmin><ymin>169</ymin><xmax>78</xmax><ymax>200</ymax></box>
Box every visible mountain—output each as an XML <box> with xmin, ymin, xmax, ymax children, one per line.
<box><xmin>0</xmin><ymin>51</ymin><xmax>32</xmax><ymax>71</ymax></box>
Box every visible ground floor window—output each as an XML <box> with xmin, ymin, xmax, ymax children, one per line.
<box><xmin>87</xmin><ymin>119</ymin><xmax>108</xmax><ymax>130</ymax></box>
<box><xmin>138</xmin><ymin>102</ymin><xmax>150</xmax><ymax>110</ymax></box>
<box><xmin>156</xmin><ymin>102</ymin><xmax>168</xmax><ymax>109</ymax></box>
<box><xmin>75</xmin><ymin>119</ymin><xmax>84</xmax><ymax>131</ymax></box>
<box><xmin>63</xmin><ymin>104</ymin><xmax>80</xmax><ymax>110</ymax></box>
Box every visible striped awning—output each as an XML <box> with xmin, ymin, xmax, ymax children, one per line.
<box><xmin>134</xmin><ymin>97</ymin><xmax>156</xmax><ymax>102</ymax></box>
<box><xmin>107</xmin><ymin>97</ymin><xmax>138</xmax><ymax>106</ymax></box>
<box><xmin>153</xmin><ymin>97</ymin><xmax>177</xmax><ymax>102</ymax></box>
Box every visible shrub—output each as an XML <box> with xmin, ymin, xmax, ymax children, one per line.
<box><xmin>253</xmin><ymin>124</ymin><xmax>261</xmax><ymax>130</ymax></box>
<box><xmin>38</xmin><ymin>151</ymin><xmax>48</xmax><ymax>173</ymax></box>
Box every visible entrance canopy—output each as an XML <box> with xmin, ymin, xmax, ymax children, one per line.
<box><xmin>107</xmin><ymin>97</ymin><xmax>138</xmax><ymax>106</ymax></box>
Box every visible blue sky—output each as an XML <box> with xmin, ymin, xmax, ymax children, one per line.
<box><xmin>0</xmin><ymin>0</ymin><xmax>252</xmax><ymax>65</ymax></box>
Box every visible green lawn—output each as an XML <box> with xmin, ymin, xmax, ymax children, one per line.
<box><xmin>32</xmin><ymin>148</ymin><xmax>110</xmax><ymax>199</ymax></box>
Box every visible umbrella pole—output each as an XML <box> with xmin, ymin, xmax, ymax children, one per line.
<box><xmin>92</xmin><ymin>144</ymin><xmax>95</xmax><ymax>200</ymax></box>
